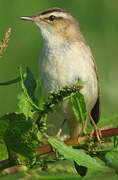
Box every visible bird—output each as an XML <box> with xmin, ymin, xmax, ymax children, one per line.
<box><xmin>20</xmin><ymin>8</ymin><xmax>100</xmax><ymax>176</ymax></box>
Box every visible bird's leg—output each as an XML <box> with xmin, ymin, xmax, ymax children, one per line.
<box><xmin>55</xmin><ymin>119</ymin><xmax>68</xmax><ymax>158</ymax></box>
<box><xmin>89</xmin><ymin>113</ymin><xmax>102</xmax><ymax>143</ymax></box>
<box><xmin>56</xmin><ymin>119</ymin><xmax>67</xmax><ymax>139</ymax></box>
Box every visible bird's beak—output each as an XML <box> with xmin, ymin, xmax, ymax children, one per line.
<box><xmin>20</xmin><ymin>16</ymin><xmax>43</xmax><ymax>23</ymax></box>
<box><xmin>20</xmin><ymin>16</ymin><xmax>36</xmax><ymax>22</ymax></box>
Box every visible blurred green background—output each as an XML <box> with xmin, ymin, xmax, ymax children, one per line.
<box><xmin>0</xmin><ymin>0</ymin><xmax>118</xmax><ymax>118</ymax></box>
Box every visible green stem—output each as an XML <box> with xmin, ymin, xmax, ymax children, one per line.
<box><xmin>0</xmin><ymin>77</ymin><xmax>21</xmax><ymax>86</ymax></box>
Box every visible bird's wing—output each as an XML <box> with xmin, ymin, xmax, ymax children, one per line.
<box><xmin>90</xmin><ymin>94</ymin><xmax>100</xmax><ymax>124</ymax></box>
<box><xmin>90</xmin><ymin>54</ymin><xmax>100</xmax><ymax>124</ymax></box>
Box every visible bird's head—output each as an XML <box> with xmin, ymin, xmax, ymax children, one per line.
<box><xmin>20</xmin><ymin>8</ymin><xmax>82</xmax><ymax>43</ymax></box>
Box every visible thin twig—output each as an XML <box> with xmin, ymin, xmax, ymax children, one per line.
<box><xmin>36</xmin><ymin>127</ymin><xmax>118</xmax><ymax>155</ymax></box>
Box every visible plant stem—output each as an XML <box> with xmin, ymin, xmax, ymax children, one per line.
<box><xmin>36</xmin><ymin>127</ymin><xmax>118</xmax><ymax>156</ymax></box>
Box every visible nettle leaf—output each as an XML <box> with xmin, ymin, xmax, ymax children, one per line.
<box><xmin>18</xmin><ymin>93</ymin><xmax>33</xmax><ymax>119</ymax></box>
<box><xmin>105</xmin><ymin>147</ymin><xmax>118</xmax><ymax>171</ymax></box>
<box><xmin>48</xmin><ymin>137</ymin><xmax>108</xmax><ymax>171</ymax></box>
<box><xmin>23</xmin><ymin>67</ymin><xmax>37</xmax><ymax>101</ymax></box>
<box><xmin>36</xmin><ymin>79</ymin><xmax>45</xmax><ymax>110</ymax></box>
<box><xmin>0</xmin><ymin>113</ymin><xmax>39</xmax><ymax>163</ymax></box>
<box><xmin>18</xmin><ymin>67</ymin><xmax>39</xmax><ymax>118</ymax></box>
<box><xmin>70</xmin><ymin>91</ymin><xmax>87</xmax><ymax>128</ymax></box>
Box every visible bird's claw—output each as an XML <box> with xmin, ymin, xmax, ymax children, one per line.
<box><xmin>90</xmin><ymin>128</ymin><xmax>102</xmax><ymax>144</ymax></box>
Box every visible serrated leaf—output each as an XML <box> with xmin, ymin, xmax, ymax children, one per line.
<box><xmin>20</xmin><ymin>67</ymin><xmax>38</xmax><ymax>105</ymax></box>
<box><xmin>48</xmin><ymin>137</ymin><xmax>107</xmax><ymax>171</ymax></box>
<box><xmin>105</xmin><ymin>146</ymin><xmax>118</xmax><ymax>170</ymax></box>
<box><xmin>23</xmin><ymin>67</ymin><xmax>37</xmax><ymax>101</ymax></box>
<box><xmin>18</xmin><ymin>67</ymin><xmax>39</xmax><ymax>118</ymax></box>
<box><xmin>0</xmin><ymin>113</ymin><xmax>39</xmax><ymax>163</ymax></box>
<box><xmin>70</xmin><ymin>91</ymin><xmax>87</xmax><ymax>127</ymax></box>
<box><xmin>17</xmin><ymin>93</ymin><xmax>35</xmax><ymax>119</ymax></box>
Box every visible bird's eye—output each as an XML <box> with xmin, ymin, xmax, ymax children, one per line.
<box><xmin>49</xmin><ymin>15</ymin><xmax>56</xmax><ymax>21</ymax></box>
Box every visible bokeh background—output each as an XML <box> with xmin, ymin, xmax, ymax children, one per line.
<box><xmin>0</xmin><ymin>0</ymin><xmax>118</xmax><ymax>118</ymax></box>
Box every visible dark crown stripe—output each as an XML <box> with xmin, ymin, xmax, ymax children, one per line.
<box><xmin>37</xmin><ymin>8</ymin><xmax>68</xmax><ymax>16</ymax></box>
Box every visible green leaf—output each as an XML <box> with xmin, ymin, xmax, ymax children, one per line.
<box><xmin>18</xmin><ymin>67</ymin><xmax>39</xmax><ymax>118</ymax></box>
<box><xmin>20</xmin><ymin>66</ymin><xmax>38</xmax><ymax>105</ymax></box>
<box><xmin>70</xmin><ymin>91</ymin><xmax>87</xmax><ymax>128</ymax></box>
<box><xmin>105</xmin><ymin>146</ymin><xmax>118</xmax><ymax>171</ymax></box>
<box><xmin>18</xmin><ymin>92</ymin><xmax>30</xmax><ymax>118</ymax></box>
<box><xmin>82</xmin><ymin>169</ymin><xmax>118</xmax><ymax>180</ymax></box>
<box><xmin>0</xmin><ymin>140</ymin><xmax>8</xmax><ymax>160</ymax></box>
<box><xmin>23</xmin><ymin>67</ymin><xmax>37</xmax><ymax>101</ymax></box>
<box><xmin>48</xmin><ymin>137</ymin><xmax>107</xmax><ymax>171</ymax></box>
<box><xmin>0</xmin><ymin>113</ymin><xmax>39</xmax><ymax>164</ymax></box>
<box><xmin>36</xmin><ymin>79</ymin><xmax>45</xmax><ymax>110</ymax></box>
<box><xmin>0</xmin><ymin>166</ymin><xmax>117</xmax><ymax>180</ymax></box>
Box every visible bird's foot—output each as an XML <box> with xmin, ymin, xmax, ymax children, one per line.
<box><xmin>89</xmin><ymin>127</ymin><xmax>102</xmax><ymax>144</ymax></box>
<box><xmin>56</xmin><ymin>119</ymin><xmax>67</xmax><ymax>138</ymax></box>
<box><xmin>56</xmin><ymin>119</ymin><xmax>69</xmax><ymax>140</ymax></box>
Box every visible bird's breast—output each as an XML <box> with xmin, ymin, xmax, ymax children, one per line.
<box><xmin>39</xmin><ymin>42</ymin><xmax>98</xmax><ymax>112</ymax></box>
